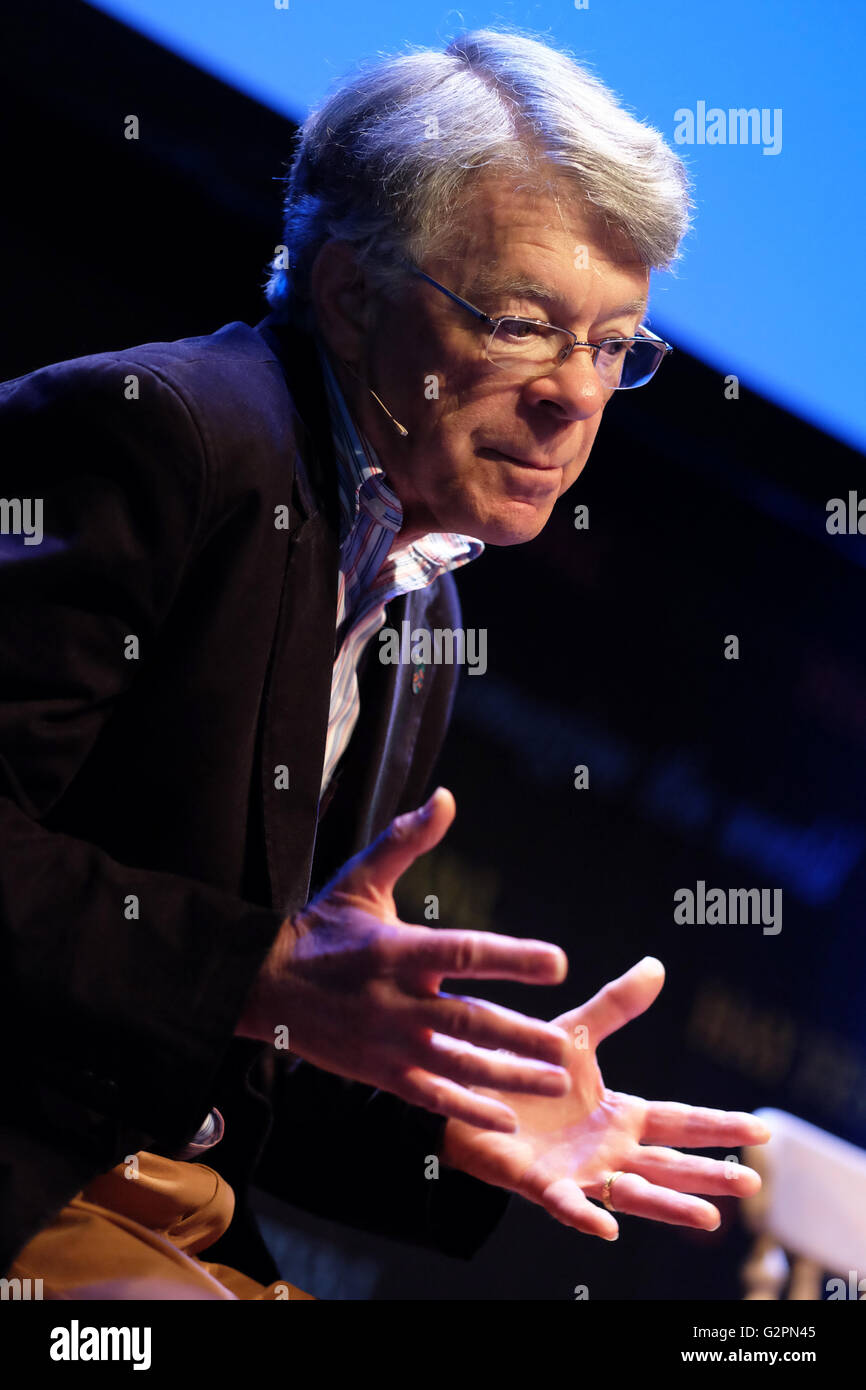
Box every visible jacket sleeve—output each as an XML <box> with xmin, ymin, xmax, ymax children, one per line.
<box><xmin>0</xmin><ymin>355</ymin><xmax>285</xmax><ymax>1271</ymax></box>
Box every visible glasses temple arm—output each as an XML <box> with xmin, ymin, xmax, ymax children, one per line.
<box><xmin>407</xmin><ymin>267</ymin><xmax>497</xmax><ymax>326</ymax></box>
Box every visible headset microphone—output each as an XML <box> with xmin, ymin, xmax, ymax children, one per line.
<box><xmin>339</xmin><ymin>357</ymin><xmax>409</xmax><ymax>437</ymax></box>
<box><xmin>366</xmin><ymin>386</ymin><xmax>409</xmax><ymax>437</ymax></box>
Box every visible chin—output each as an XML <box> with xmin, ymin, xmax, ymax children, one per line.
<box><xmin>474</xmin><ymin>507</ymin><xmax>554</xmax><ymax>546</ymax></box>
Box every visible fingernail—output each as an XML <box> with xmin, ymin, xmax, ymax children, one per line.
<box><xmin>547</xmin><ymin>948</ymin><xmax>568</xmax><ymax>980</ymax></box>
<box><xmin>538</xmin><ymin>1069</ymin><xmax>570</xmax><ymax>1094</ymax></box>
<box><xmin>605</xmin><ymin>1229</ymin><xmax>619</xmax><ymax>1241</ymax></box>
<box><xmin>419</xmin><ymin>790</ymin><xmax>439</xmax><ymax>818</ymax></box>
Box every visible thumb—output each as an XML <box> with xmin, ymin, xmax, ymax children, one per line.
<box><xmin>341</xmin><ymin>787</ymin><xmax>456</xmax><ymax>898</ymax></box>
<box><xmin>566</xmin><ymin>956</ymin><xmax>665</xmax><ymax>1046</ymax></box>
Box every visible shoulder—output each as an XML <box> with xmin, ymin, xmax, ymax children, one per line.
<box><xmin>1</xmin><ymin>320</ymin><xmax>283</xmax><ymax>436</ymax></box>
<box><xmin>0</xmin><ymin>321</ymin><xmax>301</xmax><ymax>521</ymax></box>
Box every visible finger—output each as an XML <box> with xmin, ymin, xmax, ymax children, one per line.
<box><xmin>559</xmin><ymin>957</ymin><xmax>665</xmax><ymax>1046</ymax></box>
<box><xmin>417</xmin><ymin>993</ymin><xmax>572</xmax><ymax>1066</ymax></box>
<box><xmin>414</xmin><ymin>1033</ymin><xmax>571</xmax><ymax>1097</ymax></box>
<box><xmin>591</xmin><ymin>1172</ymin><xmax>721</xmax><ymax>1231</ymax></box>
<box><xmin>343</xmin><ymin>787</ymin><xmax>456</xmax><ymax>895</ymax></box>
<box><xmin>393</xmin><ymin>927</ymin><xmax>569</xmax><ymax>984</ymax></box>
<box><xmin>642</xmin><ymin>1102</ymin><xmax>773</xmax><ymax>1148</ymax></box>
<box><xmin>531</xmin><ymin>1177</ymin><xmax>619</xmax><ymax>1241</ymax></box>
<box><xmin>625</xmin><ymin>1146</ymin><xmax>762</xmax><ymax>1197</ymax></box>
<box><xmin>395</xmin><ymin>1065</ymin><xmax>519</xmax><ymax>1132</ymax></box>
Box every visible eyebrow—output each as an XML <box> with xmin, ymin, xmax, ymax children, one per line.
<box><xmin>462</xmin><ymin>270</ymin><xmax>649</xmax><ymax>323</ymax></box>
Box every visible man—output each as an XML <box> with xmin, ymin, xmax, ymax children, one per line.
<box><xmin>0</xmin><ymin>28</ymin><xmax>769</xmax><ymax>1300</ymax></box>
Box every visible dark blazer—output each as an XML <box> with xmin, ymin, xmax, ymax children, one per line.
<box><xmin>0</xmin><ymin>311</ymin><xmax>508</xmax><ymax>1284</ymax></box>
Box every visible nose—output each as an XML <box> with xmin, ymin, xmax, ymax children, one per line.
<box><xmin>523</xmin><ymin>345</ymin><xmax>609</xmax><ymax>420</ymax></box>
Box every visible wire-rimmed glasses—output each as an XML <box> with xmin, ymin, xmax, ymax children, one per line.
<box><xmin>405</xmin><ymin>265</ymin><xmax>672</xmax><ymax>390</ymax></box>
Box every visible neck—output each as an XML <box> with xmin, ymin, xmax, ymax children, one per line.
<box><xmin>318</xmin><ymin>340</ymin><xmax>444</xmax><ymax>545</ymax></box>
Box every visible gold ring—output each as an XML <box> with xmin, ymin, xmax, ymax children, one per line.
<box><xmin>602</xmin><ymin>1171</ymin><xmax>625</xmax><ymax>1212</ymax></box>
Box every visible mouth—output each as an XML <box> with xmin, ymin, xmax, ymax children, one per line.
<box><xmin>478</xmin><ymin>446</ymin><xmax>563</xmax><ymax>472</ymax></box>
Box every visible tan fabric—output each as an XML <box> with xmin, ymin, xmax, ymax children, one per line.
<box><xmin>8</xmin><ymin>1150</ymin><xmax>314</xmax><ymax>1301</ymax></box>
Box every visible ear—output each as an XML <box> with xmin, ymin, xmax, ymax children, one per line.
<box><xmin>310</xmin><ymin>240</ymin><xmax>371</xmax><ymax>365</ymax></box>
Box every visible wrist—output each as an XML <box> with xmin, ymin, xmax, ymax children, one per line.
<box><xmin>234</xmin><ymin>912</ymin><xmax>300</xmax><ymax>1041</ymax></box>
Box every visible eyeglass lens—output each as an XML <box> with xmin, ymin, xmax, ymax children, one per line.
<box><xmin>487</xmin><ymin>320</ymin><xmax>663</xmax><ymax>388</ymax></box>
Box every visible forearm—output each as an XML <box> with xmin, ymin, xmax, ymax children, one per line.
<box><xmin>1</xmin><ymin>795</ymin><xmax>283</xmax><ymax>1164</ymax></box>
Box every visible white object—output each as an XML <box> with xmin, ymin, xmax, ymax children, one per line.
<box><xmin>742</xmin><ymin>1108</ymin><xmax>866</xmax><ymax>1276</ymax></box>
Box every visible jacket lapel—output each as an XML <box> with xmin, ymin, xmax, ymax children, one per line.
<box><xmin>309</xmin><ymin>581</ymin><xmax>441</xmax><ymax>890</ymax></box>
<box><xmin>252</xmin><ymin>314</ymin><xmax>342</xmax><ymax>916</ymax></box>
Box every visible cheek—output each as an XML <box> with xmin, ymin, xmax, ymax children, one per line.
<box><xmin>579</xmin><ymin>413</ymin><xmax>604</xmax><ymax>464</ymax></box>
<box><xmin>421</xmin><ymin>392</ymin><xmax>490</xmax><ymax>455</ymax></box>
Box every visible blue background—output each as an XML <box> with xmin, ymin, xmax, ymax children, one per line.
<box><xmin>87</xmin><ymin>0</ymin><xmax>866</xmax><ymax>454</ymax></box>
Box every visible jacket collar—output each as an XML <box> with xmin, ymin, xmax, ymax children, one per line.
<box><xmin>249</xmin><ymin>309</ymin><xmax>343</xmax><ymax>914</ymax></box>
<box><xmin>254</xmin><ymin>310</ymin><xmax>342</xmax><ymax>541</ymax></box>
<box><xmin>249</xmin><ymin>308</ymin><xmax>452</xmax><ymax>915</ymax></box>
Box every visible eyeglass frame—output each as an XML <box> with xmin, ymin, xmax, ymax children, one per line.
<box><xmin>401</xmin><ymin>263</ymin><xmax>673</xmax><ymax>389</ymax></box>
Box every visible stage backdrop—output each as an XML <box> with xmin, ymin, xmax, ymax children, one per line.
<box><xmin>4</xmin><ymin>0</ymin><xmax>865</xmax><ymax>1299</ymax></box>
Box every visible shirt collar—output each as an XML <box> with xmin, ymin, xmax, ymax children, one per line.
<box><xmin>313</xmin><ymin>332</ymin><xmax>484</xmax><ymax>570</ymax></box>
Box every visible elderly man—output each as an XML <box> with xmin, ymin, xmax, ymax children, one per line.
<box><xmin>0</xmin><ymin>28</ymin><xmax>768</xmax><ymax>1300</ymax></box>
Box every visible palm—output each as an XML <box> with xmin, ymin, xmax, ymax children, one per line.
<box><xmin>441</xmin><ymin>959</ymin><xmax>770</xmax><ymax>1239</ymax></box>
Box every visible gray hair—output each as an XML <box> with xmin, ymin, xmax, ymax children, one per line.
<box><xmin>263</xmin><ymin>26</ymin><xmax>693</xmax><ymax>326</ymax></box>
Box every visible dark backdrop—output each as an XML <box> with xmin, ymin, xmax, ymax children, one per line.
<box><xmin>4</xmin><ymin>0</ymin><xmax>866</xmax><ymax>1300</ymax></box>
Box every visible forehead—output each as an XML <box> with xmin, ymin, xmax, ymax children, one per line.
<box><xmin>437</xmin><ymin>172</ymin><xmax>648</xmax><ymax>305</ymax></box>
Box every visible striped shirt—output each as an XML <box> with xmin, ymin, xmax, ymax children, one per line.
<box><xmin>315</xmin><ymin>331</ymin><xmax>484</xmax><ymax>797</ymax></box>
<box><xmin>176</xmin><ymin>330</ymin><xmax>483</xmax><ymax>1160</ymax></box>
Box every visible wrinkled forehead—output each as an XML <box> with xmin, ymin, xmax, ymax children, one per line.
<box><xmin>428</xmin><ymin>171</ymin><xmax>647</xmax><ymax>297</ymax></box>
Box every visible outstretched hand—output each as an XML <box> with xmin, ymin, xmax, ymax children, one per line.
<box><xmin>440</xmin><ymin>957</ymin><xmax>771</xmax><ymax>1239</ymax></box>
<box><xmin>237</xmin><ymin>788</ymin><xmax>575</xmax><ymax>1131</ymax></box>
